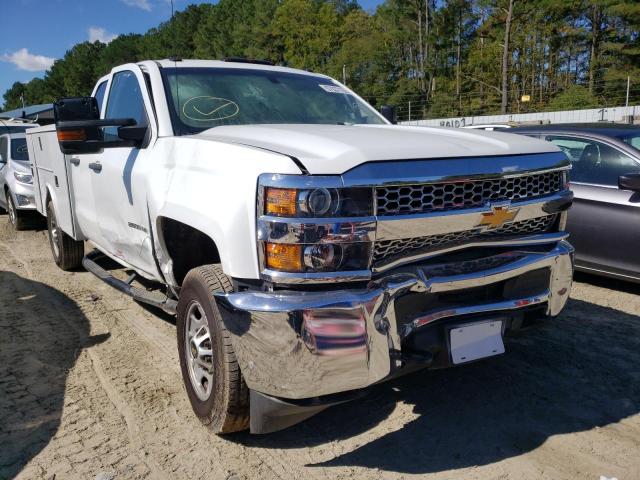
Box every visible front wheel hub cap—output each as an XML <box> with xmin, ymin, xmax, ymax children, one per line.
<box><xmin>185</xmin><ymin>301</ymin><xmax>214</xmax><ymax>401</ymax></box>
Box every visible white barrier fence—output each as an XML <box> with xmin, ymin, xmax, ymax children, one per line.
<box><xmin>400</xmin><ymin>105</ymin><xmax>640</xmax><ymax>128</ymax></box>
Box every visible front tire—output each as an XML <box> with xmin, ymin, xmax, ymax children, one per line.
<box><xmin>176</xmin><ymin>265</ymin><xmax>249</xmax><ymax>433</ymax></box>
<box><xmin>47</xmin><ymin>200</ymin><xmax>84</xmax><ymax>270</ymax></box>
<box><xmin>6</xmin><ymin>192</ymin><xmax>27</xmax><ymax>230</ymax></box>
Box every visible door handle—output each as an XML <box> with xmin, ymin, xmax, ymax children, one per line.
<box><xmin>88</xmin><ymin>162</ymin><xmax>102</xmax><ymax>173</ymax></box>
<box><xmin>69</xmin><ymin>158</ymin><xmax>80</xmax><ymax>166</ymax></box>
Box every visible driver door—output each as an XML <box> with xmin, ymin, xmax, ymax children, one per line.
<box><xmin>547</xmin><ymin>135</ymin><xmax>640</xmax><ymax>277</ymax></box>
<box><xmin>90</xmin><ymin>65</ymin><xmax>158</xmax><ymax>277</ymax></box>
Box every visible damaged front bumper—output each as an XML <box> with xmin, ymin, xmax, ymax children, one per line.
<box><xmin>215</xmin><ymin>239</ymin><xmax>574</xmax><ymax>431</ymax></box>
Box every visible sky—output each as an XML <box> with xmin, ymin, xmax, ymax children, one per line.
<box><xmin>0</xmin><ymin>0</ymin><xmax>385</xmax><ymax>104</ymax></box>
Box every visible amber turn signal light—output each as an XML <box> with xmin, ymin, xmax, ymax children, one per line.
<box><xmin>57</xmin><ymin>129</ymin><xmax>87</xmax><ymax>141</ymax></box>
<box><xmin>265</xmin><ymin>188</ymin><xmax>297</xmax><ymax>216</ymax></box>
<box><xmin>265</xmin><ymin>243</ymin><xmax>302</xmax><ymax>272</ymax></box>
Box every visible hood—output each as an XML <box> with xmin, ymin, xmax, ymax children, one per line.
<box><xmin>11</xmin><ymin>159</ymin><xmax>31</xmax><ymax>173</ymax></box>
<box><xmin>196</xmin><ymin>124</ymin><xmax>561</xmax><ymax>175</ymax></box>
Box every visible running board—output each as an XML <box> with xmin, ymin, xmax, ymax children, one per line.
<box><xmin>83</xmin><ymin>250</ymin><xmax>178</xmax><ymax>315</ymax></box>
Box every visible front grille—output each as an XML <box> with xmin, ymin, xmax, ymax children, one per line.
<box><xmin>376</xmin><ymin>171</ymin><xmax>563</xmax><ymax>216</ymax></box>
<box><xmin>373</xmin><ymin>215</ymin><xmax>556</xmax><ymax>265</ymax></box>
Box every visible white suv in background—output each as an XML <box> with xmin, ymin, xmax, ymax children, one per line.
<box><xmin>0</xmin><ymin>123</ymin><xmax>38</xmax><ymax>230</ymax></box>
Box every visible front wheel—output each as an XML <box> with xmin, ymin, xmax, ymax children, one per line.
<box><xmin>176</xmin><ymin>264</ymin><xmax>249</xmax><ymax>433</ymax></box>
<box><xmin>6</xmin><ymin>192</ymin><xmax>27</xmax><ymax>230</ymax></box>
<box><xmin>47</xmin><ymin>200</ymin><xmax>84</xmax><ymax>270</ymax></box>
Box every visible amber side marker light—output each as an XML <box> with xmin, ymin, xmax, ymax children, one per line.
<box><xmin>265</xmin><ymin>243</ymin><xmax>302</xmax><ymax>271</ymax></box>
<box><xmin>265</xmin><ymin>187</ymin><xmax>297</xmax><ymax>216</ymax></box>
<box><xmin>57</xmin><ymin>129</ymin><xmax>87</xmax><ymax>142</ymax></box>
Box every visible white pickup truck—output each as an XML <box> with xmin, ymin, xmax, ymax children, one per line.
<box><xmin>26</xmin><ymin>59</ymin><xmax>574</xmax><ymax>434</ymax></box>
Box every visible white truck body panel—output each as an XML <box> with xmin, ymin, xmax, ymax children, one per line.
<box><xmin>27</xmin><ymin>124</ymin><xmax>77</xmax><ymax>237</ymax></box>
<box><xmin>149</xmin><ymin>136</ymin><xmax>302</xmax><ymax>281</ymax></box>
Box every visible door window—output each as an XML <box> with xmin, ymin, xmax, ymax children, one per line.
<box><xmin>104</xmin><ymin>71</ymin><xmax>148</xmax><ymax>140</ymax></box>
<box><xmin>546</xmin><ymin>135</ymin><xmax>640</xmax><ymax>186</ymax></box>
<box><xmin>94</xmin><ymin>81</ymin><xmax>108</xmax><ymax>115</ymax></box>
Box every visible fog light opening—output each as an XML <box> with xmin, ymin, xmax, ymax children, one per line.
<box><xmin>15</xmin><ymin>195</ymin><xmax>32</xmax><ymax>207</ymax></box>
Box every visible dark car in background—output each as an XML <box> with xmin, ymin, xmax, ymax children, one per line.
<box><xmin>504</xmin><ymin>124</ymin><xmax>640</xmax><ymax>283</ymax></box>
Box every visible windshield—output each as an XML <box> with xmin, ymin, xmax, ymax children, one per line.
<box><xmin>11</xmin><ymin>138</ymin><xmax>29</xmax><ymax>161</ymax></box>
<box><xmin>162</xmin><ymin>67</ymin><xmax>385</xmax><ymax>134</ymax></box>
<box><xmin>616</xmin><ymin>132</ymin><xmax>640</xmax><ymax>153</ymax></box>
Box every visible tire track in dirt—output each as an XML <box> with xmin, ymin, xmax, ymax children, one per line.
<box><xmin>0</xmin><ymin>240</ymin><xmax>168</xmax><ymax>479</ymax></box>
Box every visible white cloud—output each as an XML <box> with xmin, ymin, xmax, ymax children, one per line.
<box><xmin>121</xmin><ymin>0</ymin><xmax>152</xmax><ymax>11</ymax></box>
<box><xmin>89</xmin><ymin>27</ymin><xmax>118</xmax><ymax>44</ymax></box>
<box><xmin>1</xmin><ymin>48</ymin><xmax>55</xmax><ymax>72</ymax></box>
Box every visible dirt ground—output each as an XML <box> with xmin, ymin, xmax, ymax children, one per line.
<box><xmin>0</xmin><ymin>217</ymin><xmax>639</xmax><ymax>480</ymax></box>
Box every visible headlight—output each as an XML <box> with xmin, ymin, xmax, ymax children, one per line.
<box><xmin>264</xmin><ymin>242</ymin><xmax>371</xmax><ymax>273</ymax></box>
<box><xmin>265</xmin><ymin>187</ymin><xmax>373</xmax><ymax>217</ymax></box>
<box><xmin>258</xmin><ymin>175</ymin><xmax>375</xmax><ymax>278</ymax></box>
<box><xmin>14</xmin><ymin>171</ymin><xmax>33</xmax><ymax>184</ymax></box>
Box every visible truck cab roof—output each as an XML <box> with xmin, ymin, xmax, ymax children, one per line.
<box><xmin>151</xmin><ymin>59</ymin><xmax>330</xmax><ymax>79</ymax></box>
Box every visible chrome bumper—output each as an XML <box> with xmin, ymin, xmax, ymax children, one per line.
<box><xmin>216</xmin><ymin>240</ymin><xmax>574</xmax><ymax>400</ymax></box>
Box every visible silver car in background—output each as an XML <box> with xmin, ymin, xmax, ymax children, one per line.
<box><xmin>504</xmin><ymin>123</ymin><xmax>640</xmax><ymax>283</ymax></box>
<box><xmin>0</xmin><ymin>125</ymin><xmax>38</xmax><ymax>230</ymax></box>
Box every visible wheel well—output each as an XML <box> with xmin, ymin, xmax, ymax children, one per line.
<box><xmin>159</xmin><ymin>217</ymin><xmax>221</xmax><ymax>286</ymax></box>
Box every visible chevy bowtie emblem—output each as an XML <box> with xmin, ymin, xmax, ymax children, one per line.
<box><xmin>477</xmin><ymin>202</ymin><xmax>520</xmax><ymax>229</ymax></box>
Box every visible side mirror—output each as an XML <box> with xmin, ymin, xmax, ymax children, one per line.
<box><xmin>54</xmin><ymin>97</ymin><xmax>142</xmax><ymax>155</ymax></box>
<box><xmin>618</xmin><ymin>173</ymin><xmax>640</xmax><ymax>192</ymax></box>
<box><xmin>118</xmin><ymin>125</ymin><xmax>147</xmax><ymax>143</ymax></box>
<box><xmin>380</xmin><ymin>105</ymin><xmax>397</xmax><ymax>125</ymax></box>
<box><xmin>54</xmin><ymin>97</ymin><xmax>100</xmax><ymax>122</ymax></box>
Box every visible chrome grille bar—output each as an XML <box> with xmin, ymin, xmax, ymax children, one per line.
<box><xmin>373</xmin><ymin>215</ymin><xmax>557</xmax><ymax>265</ymax></box>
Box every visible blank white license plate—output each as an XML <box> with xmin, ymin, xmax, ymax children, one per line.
<box><xmin>450</xmin><ymin>320</ymin><xmax>505</xmax><ymax>365</ymax></box>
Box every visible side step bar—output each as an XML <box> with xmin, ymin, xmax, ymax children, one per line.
<box><xmin>83</xmin><ymin>250</ymin><xmax>178</xmax><ymax>315</ymax></box>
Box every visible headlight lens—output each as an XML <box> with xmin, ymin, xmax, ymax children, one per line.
<box><xmin>265</xmin><ymin>241</ymin><xmax>371</xmax><ymax>273</ymax></box>
<box><xmin>14</xmin><ymin>171</ymin><xmax>33</xmax><ymax>184</ymax></box>
<box><xmin>304</xmin><ymin>244</ymin><xmax>343</xmax><ymax>271</ymax></box>
<box><xmin>299</xmin><ymin>188</ymin><xmax>334</xmax><ymax>216</ymax></box>
<box><xmin>265</xmin><ymin>187</ymin><xmax>372</xmax><ymax>217</ymax></box>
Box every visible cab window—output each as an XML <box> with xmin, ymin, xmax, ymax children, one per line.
<box><xmin>104</xmin><ymin>71</ymin><xmax>148</xmax><ymax>140</ymax></box>
<box><xmin>547</xmin><ymin>135</ymin><xmax>640</xmax><ymax>186</ymax></box>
